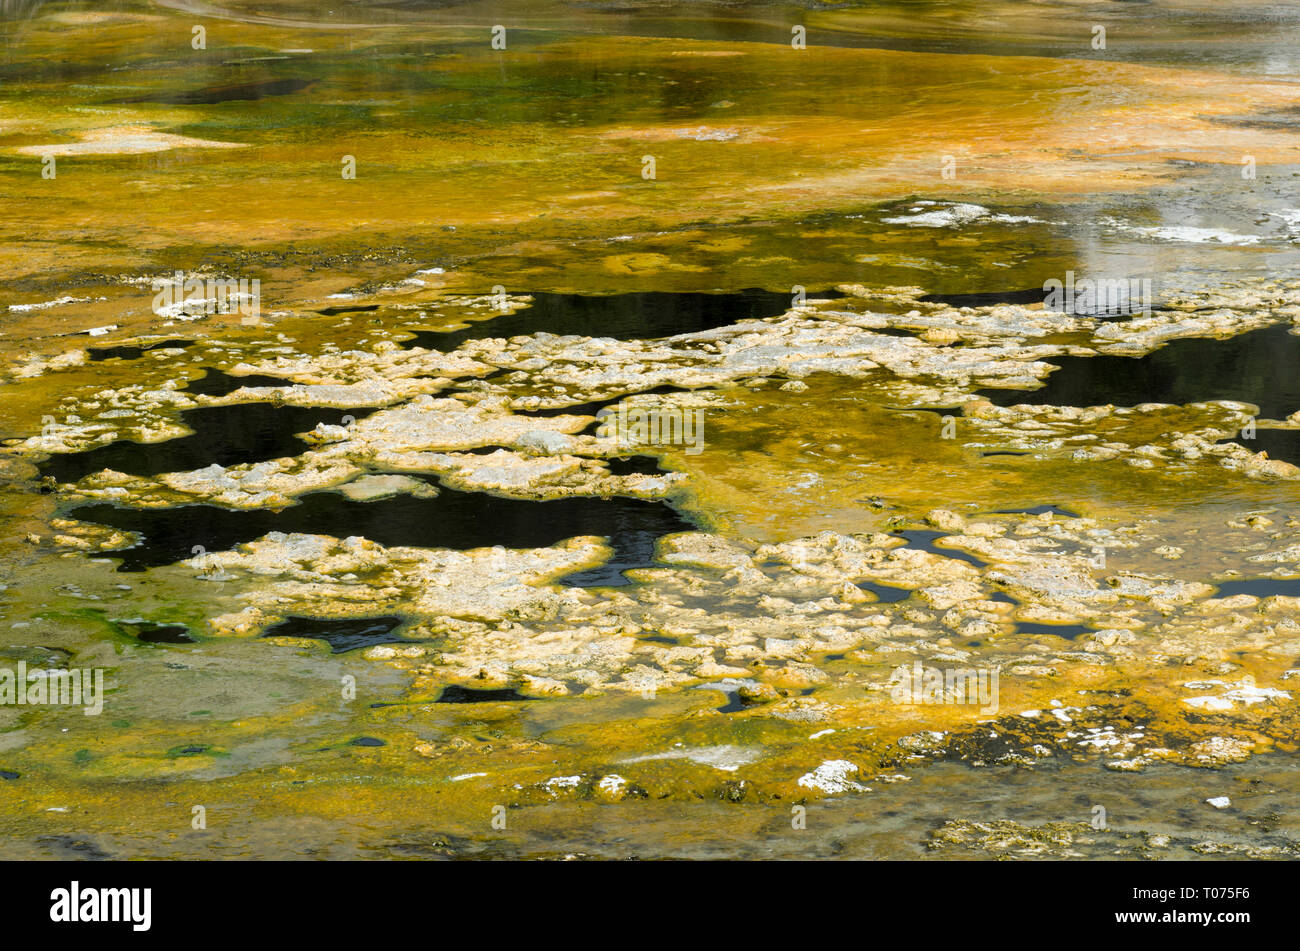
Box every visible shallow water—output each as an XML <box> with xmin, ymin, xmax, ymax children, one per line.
<box><xmin>2</xmin><ymin>0</ymin><xmax>1300</xmax><ymax>863</ymax></box>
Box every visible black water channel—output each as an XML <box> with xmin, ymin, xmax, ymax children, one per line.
<box><xmin>973</xmin><ymin>324</ymin><xmax>1300</xmax><ymax>464</ymax></box>
<box><xmin>71</xmin><ymin>485</ymin><xmax>695</xmax><ymax>584</ymax></box>
<box><xmin>39</xmin><ymin>401</ymin><xmax>372</xmax><ymax>484</ymax></box>
<box><xmin>262</xmin><ymin>615</ymin><xmax>409</xmax><ymax>653</ymax></box>
<box><xmin>48</xmin><ymin>351</ymin><xmax>700</xmax><ymax>585</ymax></box>
<box><xmin>978</xmin><ymin>324</ymin><xmax>1300</xmax><ymax>419</ymax></box>
<box><xmin>406</xmin><ymin>288</ymin><xmax>842</xmax><ymax>351</ymax></box>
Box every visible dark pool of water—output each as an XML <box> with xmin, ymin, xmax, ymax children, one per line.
<box><xmin>920</xmin><ymin>288</ymin><xmax>1047</xmax><ymax>308</ymax></box>
<box><xmin>920</xmin><ymin>286</ymin><xmax>1152</xmax><ymax>317</ymax></box>
<box><xmin>183</xmin><ymin>369</ymin><xmax>294</xmax><ymax>397</ymax></box>
<box><xmin>605</xmin><ymin>455</ymin><xmax>665</xmax><ymax>476</ymax></box>
<box><xmin>886</xmin><ymin>404</ymin><xmax>965</xmax><ymax>416</ymax></box>
<box><xmin>512</xmin><ymin>397</ymin><xmax>622</xmax><ymax>418</ymax></box>
<box><xmin>1210</xmin><ymin>578</ymin><xmax>1300</xmax><ymax>599</ymax></box>
<box><xmin>40</xmin><ymin>402</ymin><xmax>374</xmax><ymax>484</ymax></box>
<box><xmin>1014</xmin><ymin>621</ymin><xmax>1091</xmax><ymax>640</ymax></box>
<box><xmin>893</xmin><ymin>530</ymin><xmax>988</xmax><ymax>568</ymax></box>
<box><xmin>405</xmin><ymin>288</ymin><xmax>840</xmax><ymax>351</ymax></box>
<box><xmin>863</xmin><ymin>326</ymin><xmax>920</xmax><ymax>338</ymax></box>
<box><xmin>111</xmin><ymin>77</ymin><xmax>316</xmax><ymax>105</ymax></box>
<box><xmin>857</xmin><ymin>580</ymin><xmax>911</xmax><ymax>603</ymax></box>
<box><xmin>114</xmin><ymin>620</ymin><xmax>194</xmax><ymax>644</ymax></box>
<box><xmin>715</xmin><ymin>691</ymin><xmax>748</xmax><ymax>714</ymax></box>
<box><xmin>262</xmin><ymin>615</ymin><xmax>408</xmax><ymax>653</ymax></box>
<box><xmin>994</xmin><ymin>504</ymin><xmax>1081</xmax><ymax>518</ymax></box>
<box><xmin>436</xmin><ymin>685</ymin><xmax>533</xmax><ymax>703</ymax></box>
<box><xmin>316</xmin><ymin>303</ymin><xmax>381</xmax><ymax>316</ymax></box>
<box><xmin>979</xmin><ymin>324</ymin><xmax>1300</xmax><ymax>417</ymax></box>
<box><xmin>88</xmin><ymin>339</ymin><xmax>194</xmax><ymax>361</ymax></box>
<box><xmin>70</xmin><ymin>484</ymin><xmax>695</xmax><ymax>583</ymax></box>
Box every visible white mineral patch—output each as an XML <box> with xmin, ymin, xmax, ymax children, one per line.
<box><xmin>1272</xmin><ymin>209</ymin><xmax>1300</xmax><ymax>241</ymax></box>
<box><xmin>545</xmin><ymin>775</ymin><xmax>582</xmax><ymax>791</ymax></box>
<box><xmin>797</xmin><ymin>759</ymin><xmax>869</xmax><ymax>794</ymax></box>
<box><xmin>1183</xmin><ymin>682</ymin><xmax>1290</xmax><ymax>710</ymax></box>
<box><xmin>1133</xmin><ymin>225</ymin><xmax>1261</xmax><ymax>245</ymax></box>
<box><xmin>334</xmin><ymin>474</ymin><xmax>436</xmax><ymax>502</ymax></box>
<box><xmin>596</xmin><ymin>774</ymin><xmax>627</xmax><ymax>796</ymax></box>
<box><xmin>193</xmin><ymin>532</ymin><xmax>611</xmax><ymax>625</ymax></box>
<box><xmin>623</xmin><ymin>744</ymin><xmax>760</xmax><ymax>772</ymax></box>
<box><xmin>883</xmin><ymin>202</ymin><xmax>1042</xmax><ymax>228</ymax></box>
<box><xmin>9</xmin><ymin>296</ymin><xmax>104</xmax><ymax>312</ymax></box>
<box><xmin>11</xmin><ymin>125</ymin><xmax>247</xmax><ymax>156</ymax></box>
